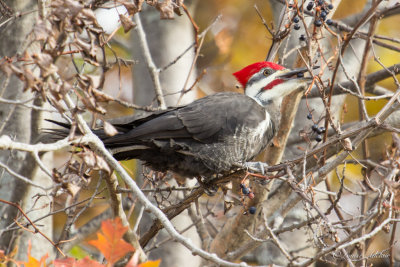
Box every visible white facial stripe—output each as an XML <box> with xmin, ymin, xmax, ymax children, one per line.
<box><xmin>245</xmin><ymin>70</ymin><xmax>307</xmax><ymax>105</ymax></box>
<box><xmin>245</xmin><ymin>72</ymin><xmax>281</xmax><ymax>99</ymax></box>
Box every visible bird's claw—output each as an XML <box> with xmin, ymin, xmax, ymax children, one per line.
<box><xmin>243</xmin><ymin>161</ymin><xmax>268</xmax><ymax>175</ymax></box>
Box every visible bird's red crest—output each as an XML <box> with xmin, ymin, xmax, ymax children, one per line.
<box><xmin>233</xmin><ymin>61</ymin><xmax>285</xmax><ymax>87</ymax></box>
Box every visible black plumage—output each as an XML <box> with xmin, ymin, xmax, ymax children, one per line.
<box><xmin>46</xmin><ymin>61</ymin><xmax>312</xmax><ymax>180</ymax></box>
<box><xmin>105</xmin><ymin>92</ymin><xmax>273</xmax><ymax>178</ymax></box>
<box><xmin>47</xmin><ymin>92</ymin><xmax>274</xmax><ymax>179</ymax></box>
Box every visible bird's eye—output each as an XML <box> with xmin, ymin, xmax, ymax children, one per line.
<box><xmin>263</xmin><ymin>69</ymin><xmax>271</xmax><ymax>76</ymax></box>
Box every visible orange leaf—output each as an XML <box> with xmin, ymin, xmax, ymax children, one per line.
<box><xmin>126</xmin><ymin>253</ymin><xmax>161</xmax><ymax>267</ymax></box>
<box><xmin>54</xmin><ymin>256</ymin><xmax>105</xmax><ymax>267</ymax></box>
<box><xmin>137</xmin><ymin>259</ymin><xmax>161</xmax><ymax>267</ymax></box>
<box><xmin>19</xmin><ymin>241</ymin><xmax>48</xmax><ymax>267</ymax></box>
<box><xmin>88</xmin><ymin>218</ymin><xmax>135</xmax><ymax>265</ymax></box>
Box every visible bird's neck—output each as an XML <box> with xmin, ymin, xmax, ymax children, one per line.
<box><xmin>261</xmin><ymin>98</ymin><xmax>282</xmax><ymax>127</ymax></box>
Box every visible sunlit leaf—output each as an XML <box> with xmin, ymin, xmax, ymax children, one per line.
<box><xmin>19</xmin><ymin>241</ymin><xmax>48</xmax><ymax>267</ymax></box>
<box><xmin>88</xmin><ymin>218</ymin><xmax>135</xmax><ymax>265</ymax></box>
<box><xmin>137</xmin><ymin>259</ymin><xmax>161</xmax><ymax>267</ymax></box>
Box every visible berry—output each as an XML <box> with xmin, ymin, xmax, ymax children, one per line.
<box><xmin>326</xmin><ymin>19</ymin><xmax>333</xmax><ymax>25</ymax></box>
<box><xmin>318</xmin><ymin>0</ymin><xmax>323</xmax><ymax>5</ymax></box>
<box><xmin>307</xmin><ymin>113</ymin><xmax>312</xmax><ymax>120</ymax></box>
<box><xmin>248</xmin><ymin>192</ymin><xmax>255</xmax><ymax>199</ymax></box>
<box><xmin>294</xmin><ymin>24</ymin><xmax>301</xmax><ymax>30</ymax></box>
<box><xmin>317</xmin><ymin>126</ymin><xmax>326</xmax><ymax>134</ymax></box>
<box><xmin>320</xmin><ymin>11</ymin><xmax>327</xmax><ymax>19</ymax></box>
<box><xmin>299</xmin><ymin>34</ymin><xmax>306</xmax><ymax>41</ymax></box>
<box><xmin>249</xmin><ymin>206</ymin><xmax>256</xmax><ymax>214</ymax></box>
<box><xmin>328</xmin><ymin>4</ymin><xmax>334</xmax><ymax>9</ymax></box>
<box><xmin>297</xmin><ymin>72</ymin><xmax>304</xmax><ymax>78</ymax></box>
<box><xmin>315</xmin><ymin>135</ymin><xmax>322</xmax><ymax>142</ymax></box>
<box><xmin>312</xmin><ymin>124</ymin><xmax>318</xmax><ymax>132</ymax></box>
<box><xmin>293</xmin><ymin>16</ymin><xmax>300</xmax><ymax>23</ymax></box>
<box><xmin>242</xmin><ymin>187</ymin><xmax>250</xmax><ymax>195</ymax></box>
<box><xmin>306</xmin><ymin>2</ymin><xmax>314</xmax><ymax>11</ymax></box>
<box><xmin>314</xmin><ymin>19</ymin><xmax>322</xmax><ymax>27</ymax></box>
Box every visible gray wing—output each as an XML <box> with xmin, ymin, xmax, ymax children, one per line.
<box><xmin>102</xmin><ymin>92</ymin><xmax>268</xmax><ymax>147</ymax></box>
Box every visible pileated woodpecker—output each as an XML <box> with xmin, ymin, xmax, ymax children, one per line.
<box><xmin>49</xmin><ymin>62</ymin><xmax>311</xmax><ymax>180</ymax></box>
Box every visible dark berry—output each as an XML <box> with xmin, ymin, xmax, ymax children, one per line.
<box><xmin>314</xmin><ymin>19</ymin><xmax>322</xmax><ymax>27</ymax></box>
<box><xmin>318</xmin><ymin>0</ymin><xmax>323</xmax><ymax>6</ymax></box>
<box><xmin>317</xmin><ymin>126</ymin><xmax>326</xmax><ymax>134</ymax></box>
<box><xmin>312</xmin><ymin>124</ymin><xmax>318</xmax><ymax>132</ymax></box>
<box><xmin>328</xmin><ymin>4</ymin><xmax>334</xmax><ymax>9</ymax></box>
<box><xmin>249</xmin><ymin>206</ymin><xmax>257</xmax><ymax>214</ymax></box>
<box><xmin>294</xmin><ymin>24</ymin><xmax>301</xmax><ymax>30</ymax></box>
<box><xmin>299</xmin><ymin>34</ymin><xmax>306</xmax><ymax>41</ymax></box>
<box><xmin>307</xmin><ymin>113</ymin><xmax>312</xmax><ymax>120</ymax></box>
<box><xmin>242</xmin><ymin>187</ymin><xmax>250</xmax><ymax>195</ymax></box>
<box><xmin>315</xmin><ymin>135</ymin><xmax>322</xmax><ymax>142</ymax></box>
<box><xmin>297</xmin><ymin>72</ymin><xmax>304</xmax><ymax>78</ymax></box>
<box><xmin>326</xmin><ymin>19</ymin><xmax>333</xmax><ymax>25</ymax></box>
<box><xmin>293</xmin><ymin>16</ymin><xmax>300</xmax><ymax>23</ymax></box>
<box><xmin>306</xmin><ymin>2</ymin><xmax>314</xmax><ymax>11</ymax></box>
<box><xmin>240</xmin><ymin>183</ymin><xmax>245</xmax><ymax>188</ymax></box>
<box><xmin>320</xmin><ymin>11</ymin><xmax>327</xmax><ymax>19</ymax></box>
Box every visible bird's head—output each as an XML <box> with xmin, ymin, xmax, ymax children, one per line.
<box><xmin>233</xmin><ymin>61</ymin><xmax>312</xmax><ymax>106</ymax></box>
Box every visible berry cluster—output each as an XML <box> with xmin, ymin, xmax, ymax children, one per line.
<box><xmin>294</xmin><ymin>1</ymin><xmax>334</xmax><ymax>41</ymax></box>
<box><xmin>240</xmin><ymin>183</ymin><xmax>256</xmax><ymax>215</ymax></box>
<box><xmin>307</xmin><ymin>113</ymin><xmax>326</xmax><ymax>142</ymax></box>
<box><xmin>307</xmin><ymin>0</ymin><xmax>334</xmax><ymax>27</ymax></box>
<box><xmin>240</xmin><ymin>183</ymin><xmax>255</xmax><ymax>199</ymax></box>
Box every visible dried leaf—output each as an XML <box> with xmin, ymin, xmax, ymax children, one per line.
<box><xmin>32</xmin><ymin>52</ymin><xmax>58</xmax><ymax>77</ymax></box>
<box><xmin>34</xmin><ymin>19</ymin><xmax>51</xmax><ymax>41</ymax></box>
<box><xmin>80</xmin><ymin>9</ymin><xmax>98</xmax><ymax>24</ymax></box>
<box><xmin>103</xmin><ymin>121</ymin><xmax>118</xmax><ymax>137</ymax></box>
<box><xmin>64</xmin><ymin>0</ymin><xmax>84</xmax><ymax>18</ymax></box>
<box><xmin>173</xmin><ymin>6</ymin><xmax>182</xmax><ymax>16</ymax></box>
<box><xmin>88</xmin><ymin>218</ymin><xmax>135</xmax><ymax>266</ymax></box>
<box><xmin>95</xmin><ymin>154</ymin><xmax>111</xmax><ymax>174</ymax></box>
<box><xmin>75</xmin><ymin>37</ymin><xmax>96</xmax><ymax>58</ymax></box>
<box><xmin>92</xmin><ymin>88</ymin><xmax>114</xmax><ymax>102</ymax></box>
<box><xmin>156</xmin><ymin>0</ymin><xmax>175</xmax><ymax>19</ymax></box>
<box><xmin>119</xmin><ymin>14</ymin><xmax>136</xmax><ymax>33</ymax></box>
<box><xmin>135</xmin><ymin>0</ymin><xmax>145</xmax><ymax>11</ymax></box>
<box><xmin>122</xmin><ymin>2</ymin><xmax>139</xmax><ymax>15</ymax></box>
<box><xmin>342</xmin><ymin>138</ymin><xmax>353</xmax><ymax>151</ymax></box>
<box><xmin>81</xmin><ymin>150</ymin><xmax>97</xmax><ymax>168</ymax></box>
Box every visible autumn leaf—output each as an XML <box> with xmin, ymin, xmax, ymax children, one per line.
<box><xmin>54</xmin><ymin>256</ymin><xmax>105</xmax><ymax>267</ymax></box>
<box><xmin>103</xmin><ymin>121</ymin><xmax>118</xmax><ymax>137</ymax></box>
<box><xmin>126</xmin><ymin>251</ymin><xmax>161</xmax><ymax>267</ymax></box>
<box><xmin>137</xmin><ymin>260</ymin><xmax>161</xmax><ymax>267</ymax></box>
<box><xmin>88</xmin><ymin>218</ymin><xmax>135</xmax><ymax>266</ymax></box>
<box><xmin>119</xmin><ymin>14</ymin><xmax>136</xmax><ymax>33</ymax></box>
<box><xmin>18</xmin><ymin>241</ymin><xmax>48</xmax><ymax>267</ymax></box>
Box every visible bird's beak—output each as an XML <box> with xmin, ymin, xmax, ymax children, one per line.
<box><xmin>277</xmin><ymin>66</ymin><xmax>319</xmax><ymax>80</ymax></box>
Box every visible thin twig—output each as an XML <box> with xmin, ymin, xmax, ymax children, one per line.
<box><xmin>133</xmin><ymin>13</ymin><xmax>166</xmax><ymax>109</ymax></box>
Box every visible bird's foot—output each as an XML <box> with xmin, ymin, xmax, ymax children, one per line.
<box><xmin>243</xmin><ymin>161</ymin><xmax>268</xmax><ymax>176</ymax></box>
